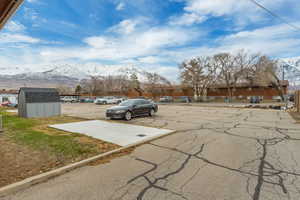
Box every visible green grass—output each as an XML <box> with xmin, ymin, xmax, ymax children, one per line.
<box><xmin>0</xmin><ymin>108</ymin><xmax>97</xmax><ymax>160</ymax></box>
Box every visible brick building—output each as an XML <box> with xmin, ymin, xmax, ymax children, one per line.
<box><xmin>207</xmin><ymin>80</ymin><xmax>289</xmax><ymax>100</ymax></box>
<box><xmin>120</xmin><ymin>80</ymin><xmax>289</xmax><ymax>100</ymax></box>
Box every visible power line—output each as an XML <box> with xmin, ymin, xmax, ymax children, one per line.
<box><xmin>248</xmin><ymin>0</ymin><xmax>300</xmax><ymax>32</ymax></box>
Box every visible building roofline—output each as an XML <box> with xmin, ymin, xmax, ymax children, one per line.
<box><xmin>0</xmin><ymin>89</ymin><xmax>19</xmax><ymax>94</ymax></box>
<box><xmin>0</xmin><ymin>0</ymin><xmax>24</xmax><ymax>30</ymax></box>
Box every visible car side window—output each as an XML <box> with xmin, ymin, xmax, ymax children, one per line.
<box><xmin>139</xmin><ymin>100</ymin><xmax>145</xmax><ymax>105</ymax></box>
<box><xmin>133</xmin><ymin>100</ymin><xmax>142</xmax><ymax>105</ymax></box>
<box><xmin>135</xmin><ymin>100</ymin><xmax>146</xmax><ymax>105</ymax></box>
<box><xmin>142</xmin><ymin>100</ymin><xmax>151</xmax><ymax>105</ymax></box>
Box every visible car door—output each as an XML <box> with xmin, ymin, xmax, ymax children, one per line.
<box><xmin>131</xmin><ymin>100</ymin><xmax>142</xmax><ymax>116</ymax></box>
<box><xmin>140</xmin><ymin>100</ymin><xmax>152</xmax><ymax>115</ymax></box>
<box><xmin>105</xmin><ymin>97</ymin><xmax>112</xmax><ymax>104</ymax></box>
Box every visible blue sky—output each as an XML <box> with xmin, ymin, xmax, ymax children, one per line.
<box><xmin>1</xmin><ymin>0</ymin><xmax>300</xmax><ymax>80</ymax></box>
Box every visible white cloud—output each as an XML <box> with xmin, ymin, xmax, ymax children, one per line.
<box><xmin>1</xmin><ymin>20</ymin><xmax>41</xmax><ymax>45</ymax></box>
<box><xmin>217</xmin><ymin>23</ymin><xmax>300</xmax><ymax>56</ymax></box>
<box><xmin>169</xmin><ymin>13</ymin><xmax>206</xmax><ymax>26</ymax></box>
<box><xmin>4</xmin><ymin>21</ymin><xmax>26</xmax><ymax>32</ymax></box>
<box><xmin>83</xmin><ymin>36</ymin><xmax>110</xmax><ymax>48</ymax></box>
<box><xmin>1</xmin><ymin>22</ymin><xmax>299</xmax><ymax>83</ymax></box>
<box><xmin>184</xmin><ymin>0</ymin><xmax>247</xmax><ymax>16</ymax></box>
<box><xmin>170</xmin><ymin>0</ymin><xmax>291</xmax><ymax>27</ymax></box>
<box><xmin>6</xmin><ymin>22</ymin><xmax>299</xmax><ymax>80</ymax></box>
<box><xmin>137</xmin><ymin>27</ymin><xmax>195</xmax><ymax>48</ymax></box>
<box><xmin>40</xmin><ymin>26</ymin><xmax>201</xmax><ymax>62</ymax></box>
<box><xmin>138</xmin><ymin>56</ymin><xmax>167</xmax><ymax>64</ymax></box>
<box><xmin>24</xmin><ymin>7</ymin><xmax>38</xmax><ymax>20</ymax></box>
<box><xmin>0</xmin><ymin>33</ymin><xmax>40</xmax><ymax>44</ymax></box>
<box><xmin>161</xmin><ymin>22</ymin><xmax>300</xmax><ymax>62</ymax></box>
<box><xmin>109</xmin><ymin>19</ymin><xmax>140</xmax><ymax>35</ymax></box>
<box><xmin>116</xmin><ymin>2</ymin><xmax>125</xmax><ymax>11</ymax></box>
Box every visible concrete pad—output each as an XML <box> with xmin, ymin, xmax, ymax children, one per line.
<box><xmin>49</xmin><ymin>120</ymin><xmax>174</xmax><ymax>146</ymax></box>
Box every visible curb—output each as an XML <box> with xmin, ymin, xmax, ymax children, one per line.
<box><xmin>0</xmin><ymin>130</ymin><xmax>176</xmax><ymax>197</ymax></box>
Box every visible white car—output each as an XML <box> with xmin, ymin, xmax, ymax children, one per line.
<box><xmin>94</xmin><ymin>96</ymin><xmax>122</xmax><ymax>105</ymax></box>
<box><xmin>61</xmin><ymin>96</ymin><xmax>78</xmax><ymax>103</ymax></box>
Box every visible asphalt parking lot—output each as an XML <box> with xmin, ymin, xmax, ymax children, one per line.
<box><xmin>4</xmin><ymin>103</ymin><xmax>300</xmax><ymax>200</ymax></box>
<box><xmin>61</xmin><ymin>103</ymin><xmax>245</xmax><ymax>130</ymax></box>
<box><xmin>62</xmin><ymin>103</ymin><xmax>111</xmax><ymax>120</ymax></box>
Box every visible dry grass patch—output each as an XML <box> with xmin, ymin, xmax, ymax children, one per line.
<box><xmin>0</xmin><ymin>109</ymin><xmax>120</xmax><ymax>187</ymax></box>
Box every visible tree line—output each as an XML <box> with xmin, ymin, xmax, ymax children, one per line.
<box><xmin>179</xmin><ymin>50</ymin><xmax>284</xmax><ymax>101</ymax></box>
<box><xmin>57</xmin><ymin>50</ymin><xmax>285</xmax><ymax>101</ymax></box>
<box><xmin>57</xmin><ymin>68</ymin><xmax>172</xmax><ymax>98</ymax></box>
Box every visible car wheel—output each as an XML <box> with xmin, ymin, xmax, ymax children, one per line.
<box><xmin>103</xmin><ymin>101</ymin><xmax>107</xmax><ymax>105</ymax></box>
<box><xmin>125</xmin><ymin>111</ymin><xmax>132</xmax><ymax>121</ymax></box>
<box><xmin>149</xmin><ymin>109</ymin><xmax>155</xmax><ymax>117</ymax></box>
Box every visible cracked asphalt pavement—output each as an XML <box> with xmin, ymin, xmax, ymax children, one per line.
<box><xmin>2</xmin><ymin>105</ymin><xmax>300</xmax><ymax>200</ymax></box>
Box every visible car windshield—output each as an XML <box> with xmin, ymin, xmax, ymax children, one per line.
<box><xmin>119</xmin><ymin>100</ymin><xmax>136</xmax><ymax>106</ymax></box>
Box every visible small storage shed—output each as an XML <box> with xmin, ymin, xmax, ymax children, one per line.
<box><xmin>18</xmin><ymin>88</ymin><xmax>61</xmax><ymax>118</ymax></box>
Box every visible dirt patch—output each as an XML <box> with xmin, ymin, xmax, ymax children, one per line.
<box><xmin>0</xmin><ymin>111</ymin><xmax>121</xmax><ymax>188</ymax></box>
<box><xmin>88</xmin><ymin>147</ymin><xmax>135</xmax><ymax>166</ymax></box>
<box><xmin>75</xmin><ymin>136</ymin><xmax>120</xmax><ymax>153</ymax></box>
<box><xmin>0</xmin><ymin>132</ymin><xmax>121</xmax><ymax>188</ymax></box>
<box><xmin>0</xmin><ymin>135</ymin><xmax>60</xmax><ymax>188</ymax></box>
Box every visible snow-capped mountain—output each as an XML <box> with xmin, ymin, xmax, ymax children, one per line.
<box><xmin>0</xmin><ymin>62</ymin><xmax>152</xmax><ymax>80</ymax></box>
<box><xmin>0</xmin><ymin>63</ymin><xmax>127</xmax><ymax>79</ymax></box>
<box><xmin>0</xmin><ymin>58</ymin><xmax>299</xmax><ymax>89</ymax></box>
<box><xmin>0</xmin><ymin>63</ymin><xmax>148</xmax><ymax>89</ymax></box>
<box><xmin>41</xmin><ymin>64</ymin><xmax>89</xmax><ymax>80</ymax></box>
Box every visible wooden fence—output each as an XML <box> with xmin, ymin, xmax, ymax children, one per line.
<box><xmin>296</xmin><ymin>91</ymin><xmax>300</xmax><ymax>113</ymax></box>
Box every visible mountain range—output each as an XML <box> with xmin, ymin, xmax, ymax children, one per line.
<box><xmin>0</xmin><ymin>58</ymin><xmax>299</xmax><ymax>90</ymax></box>
<box><xmin>0</xmin><ymin>64</ymin><xmax>145</xmax><ymax>89</ymax></box>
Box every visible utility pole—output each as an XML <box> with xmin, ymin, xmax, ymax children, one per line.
<box><xmin>282</xmin><ymin>66</ymin><xmax>285</xmax><ymax>80</ymax></box>
<box><xmin>281</xmin><ymin>64</ymin><xmax>289</xmax><ymax>106</ymax></box>
<box><xmin>282</xmin><ymin>64</ymin><xmax>288</xmax><ymax>81</ymax></box>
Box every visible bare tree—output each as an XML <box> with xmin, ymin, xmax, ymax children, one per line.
<box><xmin>180</xmin><ymin>50</ymin><xmax>287</xmax><ymax>102</ymax></box>
<box><xmin>179</xmin><ymin>58</ymin><xmax>204</xmax><ymax>101</ymax></box>
<box><xmin>102</xmin><ymin>75</ymin><xmax>127</xmax><ymax>94</ymax></box>
<box><xmin>213</xmin><ymin>52</ymin><xmax>246</xmax><ymax>101</ymax></box>
<box><xmin>143</xmin><ymin>71</ymin><xmax>171</xmax><ymax>99</ymax></box>
<box><xmin>179</xmin><ymin>57</ymin><xmax>217</xmax><ymax>101</ymax></box>
<box><xmin>281</xmin><ymin>59</ymin><xmax>300</xmax><ymax>86</ymax></box>
<box><xmin>257</xmin><ymin>56</ymin><xmax>285</xmax><ymax>101</ymax></box>
<box><xmin>242</xmin><ymin>54</ymin><xmax>285</xmax><ymax>101</ymax></box>
<box><xmin>112</xmin><ymin>75</ymin><xmax>130</xmax><ymax>96</ymax></box>
<box><xmin>129</xmin><ymin>73</ymin><xmax>143</xmax><ymax>96</ymax></box>
<box><xmin>56</xmin><ymin>85</ymin><xmax>73</xmax><ymax>95</ymax></box>
<box><xmin>80</xmin><ymin>76</ymin><xmax>104</xmax><ymax>96</ymax></box>
<box><xmin>197</xmin><ymin>57</ymin><xmax>219</xmax><ymax>101</ymax></box>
